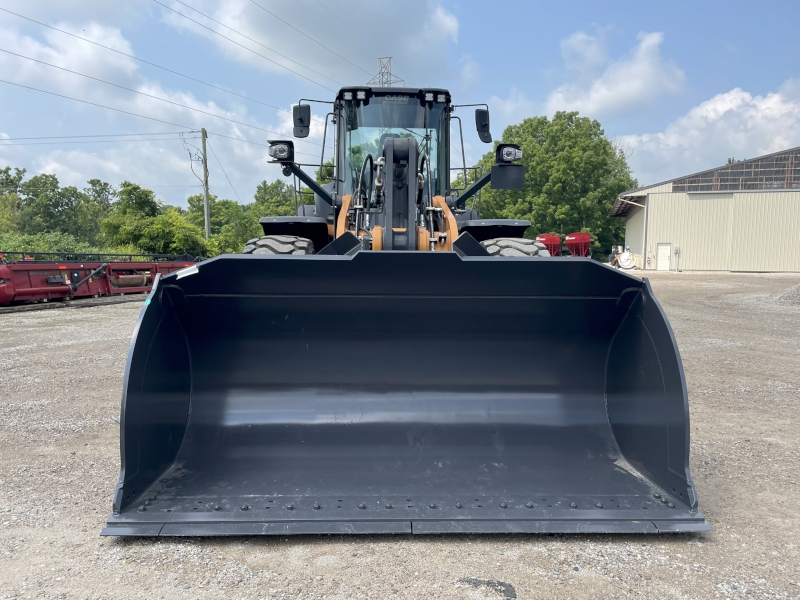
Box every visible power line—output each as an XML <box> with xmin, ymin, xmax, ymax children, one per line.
<box><xmin>0</xmin><ymin>138</ymin><xmax>197</xmax><ymax>146</ymax></box>
<box><xmin>0</xmin><ymin>7</ymin><xmax>312</xmax><ymax>119</ymax></box>
<box><xmin>207</xmin><ymin>139</ymin><xmax>240</xmax><ymax>202</ymax></box>
<box><xmin>11</xmin><ymin>185</ymin><xmax>203</xmax><ymax>190</ymax></box>
<box><xmin>0</xmin><ymin>79</ymin><xmax>329</xmax><ymax>150</ymax></box>
<box><xmin>0</xmin><ymin>132</ymin><xmax>189</xmax><ymax>140</ymax></box>
<box><xmin>247</xmin><ymin>0</ymin><xmax>371</xmax><ymax>75</ymax></box>
<box><xmin>297</xmin><ymin>0</ymin><xmax>404</xmax><ymax>79</ymax></box>
<box><xmin>151</xmin><ymin>0</ymin><xmax>335</xmax><ymax>92</ymax></box>
<box><xmin>0</xmin><ymin>78</ymin><xmax>193</xmax><ymax>129</ymax></box>
<box><xmin>207</xmin><ymin>132</ymin><xmax>319</xmax><ymax>158</ymax></box>
<box><xmin>169</xmin><ymin>0</ymin><xmax>342</xmax><ymax>88</ymax></box>
<box><xmin>0</xmin><ymin>48</ymin><xmax>330</xmax><ymax>145</ymax></box>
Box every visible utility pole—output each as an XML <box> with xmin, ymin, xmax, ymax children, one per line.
<box><xmin>200</xmin><ymin>128</ymin><xmax>210</xmax><ymax>240</ymax></box>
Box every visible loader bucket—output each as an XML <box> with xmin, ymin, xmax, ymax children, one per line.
<box><xmin>103</xmin><ymin>252</ymin><xmax>709</xmax><ymax>536</ymax></box>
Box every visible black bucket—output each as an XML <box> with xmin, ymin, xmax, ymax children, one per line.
<box><xmin>103</xmin><ymin>252</ymin><xmax>709</xmax><ymax>536</ymax></box>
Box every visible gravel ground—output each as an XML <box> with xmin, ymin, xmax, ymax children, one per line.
<box><xmin>1</xmin><ymin>271</ymin><xmax>799</xmax><ymax>600</ymax></box>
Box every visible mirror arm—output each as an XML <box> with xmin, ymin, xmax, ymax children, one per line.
<box><xmin>451</xmin><ymin>103</ymin><xmax>490</xmax><ymax>111</ymax></box>
<box><xmin>280</xmin><ymin>162</ymin><xmax>335</xmax><ymax>206</ymax></box>
<box><xmin>455</xmin><ymin>170</ymin><xmax>492</xmax><ymax>209</ymax></box>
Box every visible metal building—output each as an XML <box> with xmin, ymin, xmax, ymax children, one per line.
<box><xmin>611</xmin><ymin>146</ymin><xmax>800</xmax><ymax>272</ymax></box>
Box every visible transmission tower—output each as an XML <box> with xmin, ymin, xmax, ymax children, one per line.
<box><xmin>367</xmin><ymin>57</ymin><xmax>403</xmax><ymax>87</ymax></box>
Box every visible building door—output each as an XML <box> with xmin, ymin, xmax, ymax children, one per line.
<box><xmin>656</xmin><ymin>243</ymin><xmax>671</xmax><ymax>271</ymax></box>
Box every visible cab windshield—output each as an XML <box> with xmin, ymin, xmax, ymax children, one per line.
<box><xmin>339</xmin><ymin>95</ymin><xmax>447</xmax><ymax>197</ymax></box>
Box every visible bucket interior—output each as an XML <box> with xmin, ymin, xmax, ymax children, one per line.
<box><xmin>107</xmin><ymin>254</ymin><xmax>706</xmax><ymax>534</ymax></box>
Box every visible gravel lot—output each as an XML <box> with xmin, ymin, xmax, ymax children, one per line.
<box><xmin>1</xmin><ymin>271</ymin><xmax>799</xmax><ymax>600</ymax></box>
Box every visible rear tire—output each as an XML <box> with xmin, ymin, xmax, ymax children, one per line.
<box><xmin>481</xmin><ymin>238</ymin><xmax>543</xmax><ymax>257</ymax></box>
<box><xmin>242</xmin><ymin>235</ymin><xmax>315</xmax><ymax>255</ymax></box>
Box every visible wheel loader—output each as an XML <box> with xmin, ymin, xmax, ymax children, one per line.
<box><xmin>103</xmin><ymin>86</ymin><xmax>709</xmax><ymax>536</ymax></box>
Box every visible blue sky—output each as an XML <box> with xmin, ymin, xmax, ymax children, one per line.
<box><xmin>1</xmin><ymin>0</ymin><xmax>798</xmax><ymax>206</ymax></box>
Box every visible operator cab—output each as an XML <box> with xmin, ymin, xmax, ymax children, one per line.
<box><xmin>264</xmin><ymin>86</ymin><xmax>525</xmax><ymax>252</ymax></box>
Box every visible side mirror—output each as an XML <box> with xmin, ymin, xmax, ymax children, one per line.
<box><xmin>475</xmin><ymin>108</ymin><xmax>491</xmax><ymax>143</ymax></box>
<box><xmin>293</xmin><ymin>104</ymin><xmax>311</xmax><ymax>138</ymax></box>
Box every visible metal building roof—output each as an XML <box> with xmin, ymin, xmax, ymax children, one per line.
<box><xmin>611</xmin><ymin>145</ymin><xmax>800</xmax><ymax>217</ymax></box>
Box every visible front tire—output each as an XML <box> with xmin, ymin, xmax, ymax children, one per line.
<box><xmin>242</xmin><ymin>235</ymin><xmax>314</xmax><ymax>255</ymax></box>
<box><xmin>481</xmin><ymin>238</ymin><xmax>547</xmax><ymax>257</ymax></box>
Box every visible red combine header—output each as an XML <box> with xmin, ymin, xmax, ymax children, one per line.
<box><xmin>0</xmin><ymin>252</ymin><xmax>199</xmax><ymax>306</ymax></box>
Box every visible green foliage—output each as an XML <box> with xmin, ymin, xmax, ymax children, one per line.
<box><xmin>185</xmin><ymin>192</ymin><xmax>261</xmax><ymax>254</ymax></box>
<box><xmin>0</xmin><ymin>166</ymin><xmax>251</xmax><ymax>256</ymax></box>
<box><xmin>252</xmin><ymin>179</ymin><xmax>296</xmax><ymax>217</ymax></box>
<box><xmin>476</xmin><ymin>111</ymin><xmax>637</xmax><ymax>256</ymax></box>
<box><xmin>115</xmin><ymin>181</ymin><xmax>160</xmax><ymax>217</ymax></box>
<box><xmin>211</xmin><ymin>210</ymin><xmax>261</xmax><ymax>254</ymax></box>
<box><xmin>101</xmin><ymin>189</ymin><xmax>208</xmax><ymax>256</ymax></box>
<box><xmin>137</xmin><ymin>209</ymin><xmax>208</xmax><ymax>256</ymax></box>
<box><xmin>316</xmin><ymin>158</ymin><xmax>335</xmax><ymax>186</ymax></box>
<box><xmin>0</xmin><ymin>231</ymin><xmax>114</xmax><ymax>254</ymax></box>
<box><xmin>0</xmin><ymin>193</ymin><xmax>22</xmax><ymax>233</ymax></box>
<box><xmin>0</xmin><ymin>166</ymin><xmax>26</xmax><ymax>195</ymax></box>
<box><xmin>6</xmin><ymin>173</ymin><xmax>111</xmax><ymax>244</ymax></box>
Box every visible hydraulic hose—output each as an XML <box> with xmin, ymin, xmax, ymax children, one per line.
<box><xmin>353</xmin><ymin>154</ymin><xmax>374</xmax><ymax>235</ymax></box>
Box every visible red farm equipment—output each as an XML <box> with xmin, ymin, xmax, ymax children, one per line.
<box><xmin>0</xmin><ymin>252</ymin><xmax>199</xmax><ymax>306</ymax></box>
<box><xmin>565</xmin><ymin>232</ymin><xmax>592</xmax><ymax>257</ymax></box>
<box><xmin>535</xmin><ymin>234</ymin><xmax>562</xmax><ymax>257</ymax></box>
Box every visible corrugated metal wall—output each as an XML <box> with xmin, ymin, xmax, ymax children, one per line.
<box><xmin>624</xmin><ymin>205</ymin><xmax>646</xmax><ymax>255</ymax></box>
<box><xmin>636</xmin><ymin>190</ymin><xmax>800</xmax><ymax>271</ymax></box>
<box><xmin>645</xmin><ymin>192</ymin><xmax>734</xmax><ymax>270</ymax></box>
<box><xmin>730</xmin><ymin>192</ymin><xmax>800</xmax><ymax>271</ymax></box>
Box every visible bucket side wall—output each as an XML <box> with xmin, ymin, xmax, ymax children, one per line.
<box><xmin>113</xmin><ymin>283</ymin><xmax>193</xmax><ymax>513</ymax></box>
<box><xmin>605</xmin><ymin>280</ymin><xmax>696</xmax><ymax>508</ymax></box>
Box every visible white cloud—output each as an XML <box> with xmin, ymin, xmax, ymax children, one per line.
<box><xmin>427</xmin><ymin>5</ymin><xmax>459</xmax><ymax>43</ymax></box>
<box><xmin>560</xmin><ymin>30</ymin><xmax>608</xmax><ymax>83</ymax></box>
<box><xmin>546</xmin><ymin>31</ymin><xmax>686</xmax><ymax>118</ymax></box>
<box><xmin>488</xmin><ymin>87</ymin><xmax>536</xmax><ymax>122</ymax></box>
<box><xmin>621</xmin><ymin>80</ymin><xmax>800</xmax><ymax>185</ymax></box>
<box><xmin>156</xmin><ymin>0</ymin><xmax>461</xmax><ymax>88</ymax></box>
<box><xmin>0</xmin><ymin>13</ymin><xmax>325</xmax><ymax>204</ymax></box>
<box><xmin>0</xmin><ymin>0</ymin><xmax>461</xmax><ymax>206</ymax></box>
<box><xmin>456</xmin><ymin>54</ymin><xmax>480</xmax><ymax>91</ymax></box>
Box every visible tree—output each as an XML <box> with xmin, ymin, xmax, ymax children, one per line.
<box><xmin>213</xmin><ymin>209</ymin><xmax>261</xmax><ymax>254</ymax></box>
<box><xmin>476</xmin><ymin>111</ymin><xmax>637</xmax><ymax>255</ymax></box>
<box><xmin>18</xmin><ymin>173</ymin><xmax>61</xmax><ymax>234</ymax></box>
<box><xmin>81</xmin><ymin>179</ymin><xmax>115</xmax><ymax>244</ymax></box>
<box><xmin>316</xmin><ymin>158</ymin><xmax>335</xmax><ymax>186</ymax></box>
<box><xmin>85</xmin><ymin>179</ymin><xmax>115</xmax><ymax>210</ymax></box>
<box><xmin>184</xmin><ymin>192</ymin><xmax>261</xmax><ymax>253</ymax></box>
<box><xmin>252</xmin><ymin>180</ymin><xmax>296</xmax><ymax>217</ymax></box>
<box><xmin>115</xmin><ymin>181</ymin><xmax>160</xmax><ymax>217</ymax></box>
<box><xmin>0</xmin><ymin>192</ymin><xmax>21</xmax><ymax>233</ymax></box>
<box><xmin>138</xmin><ymin>209</ymin><xmax>208</xmax><ymax>256</ymax></box>
<box><xmin>0</xmin><ymin>166</ymin><xmax>26</xmax><ymax>195</ymax></box>
<box><xmin>186</xmin><ymin>193</ymin><xmax>247</xmax><ymax>235</ymax></box>
<box><xmin>100</xmin><ymin>183</ymin><xmax>207</xmax><ymax>255</ymax></box>
<box><xmin>0</xmin><ymin>167</ymin><xmax>25</xmax><ymax>233</ymax></box>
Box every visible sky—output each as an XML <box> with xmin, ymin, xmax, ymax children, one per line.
<box><xmin>1</xmin><ymin>0</ymin><xmax>799</xmax><ymax>206</ymax></box>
